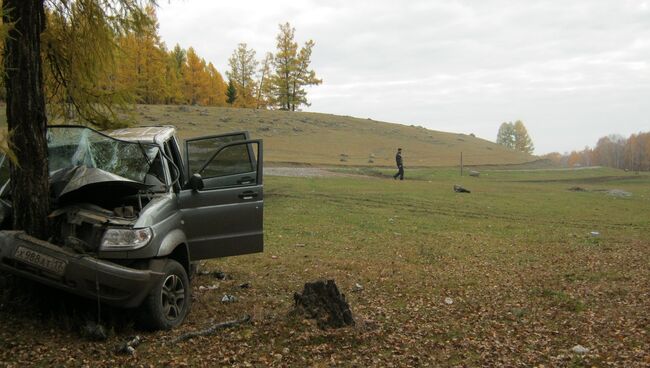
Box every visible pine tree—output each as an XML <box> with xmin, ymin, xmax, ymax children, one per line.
<box><xmin>226</xmin><ymin>79</ymin><xmax>237</xmax><ymax>105</ymax></box>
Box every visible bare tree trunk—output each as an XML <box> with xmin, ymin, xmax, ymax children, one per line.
<box><xmin>3</xmin><ymin>0</ymin><xmax>50</xmax><ymax>239</ymax></box>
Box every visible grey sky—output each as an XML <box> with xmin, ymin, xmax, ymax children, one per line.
<box><xmin>157</xmin><ymin>0</ymin><xmax>650</xmax><ymax>154</ymax></box>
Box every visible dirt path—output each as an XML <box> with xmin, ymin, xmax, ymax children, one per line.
<box><xmin>264</xmin><ymin>167</ymin><xmax>352</xmax><ymax>178</ymax></box>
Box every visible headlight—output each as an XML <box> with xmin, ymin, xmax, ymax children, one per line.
<box><xmin>101</xmin><ymin>228</ymin><xmax>153</xmax><ymax>250</ymax></box>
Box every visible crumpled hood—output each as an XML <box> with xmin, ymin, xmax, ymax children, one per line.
<box><xmin>50</xmin><ymin>166</ymin><xmax>149</xmax><ymax>202</ymax></box>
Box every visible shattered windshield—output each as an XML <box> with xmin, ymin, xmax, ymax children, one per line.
<box><xmin>47</xmin><ymin>126</ymin><xmax>160</xmax><ymax>183</ymax></box>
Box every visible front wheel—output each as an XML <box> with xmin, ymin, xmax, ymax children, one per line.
<box><xmin>139</xmin><ymin>259</ymin><xmax>191</xmax><ymax>330</ymax></box>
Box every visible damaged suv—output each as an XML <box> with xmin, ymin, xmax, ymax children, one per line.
<box><xmin>0</xmin><ymin>125</ymin><xmax>263</xmax><ymax>329</ymax></box>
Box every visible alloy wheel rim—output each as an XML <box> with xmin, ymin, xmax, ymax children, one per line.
<box><xmin>161</xmin><ymin>274</ymin><xmax>185</xmax><ymax>321</ymax></box>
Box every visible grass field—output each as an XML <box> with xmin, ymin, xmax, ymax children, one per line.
<box><xmin>1</xmin><ymin>166</ymin><xmax>648</xmax><ymax>367</ymax></box>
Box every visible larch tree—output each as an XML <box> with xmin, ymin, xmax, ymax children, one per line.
<box><xmin>206</xmin><ymin>62</ymin><xmax>226</xmax><ymax>106</ymax></box>
<box><xmin>496</xmin><ymin>122</ymin><xmax>515</xmax><ymax>149</ymax></box>
<box><xmin>513</xmin><ymin>120</ymin><xmax>534</xmax><ymax>154</ymax></box>
<box><xmin>2</xmin><ymin>0</ymin><xmax>151</xmax><ymax>239</ymax></box>
<box><xmin>183</xmin><ymin>47</ymin><xmax>211</xmax><ymax>105</ymax></box>
<box><xmin>272</xmin><ymin>23</ymin><xmax>298</xmax><ymax>110</ymax></box>
<box><xmin>165</xmin><ymin>44</ymin><xmax>187</xmax><ymax>104</ymax></box>
<box><xmin>227</xmin><ymin>43</ymin><xmax>258</xmax><ymax>108</ymax></box>
<box><xmin>290</xmin><ymin>39</ymin><xmax>321</xmax><ymax>110</ymax></box>
<box><xmin>271</xmin><ymin>22</ymin><xmax>321</xmax><ymax>111</ymax></box>
<box><xmin>256</xmin><ymin>52</ymin><xmax>274</xmax><ymax>109</ymax></box>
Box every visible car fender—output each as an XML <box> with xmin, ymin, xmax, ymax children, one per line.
<box><xmin>156</xmin><ymin>228</ymin><xmax>187</xmax><ymax>257</ymax></box>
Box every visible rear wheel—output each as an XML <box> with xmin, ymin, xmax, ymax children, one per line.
<box><xmin>140</xmin><ymin>259</ymin><xmax>191</xmax><ymax>330</ymax></box>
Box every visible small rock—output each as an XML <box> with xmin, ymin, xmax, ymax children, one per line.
<box><xmin>453</xmin><ymin>185</ymin><xmax>471</xmax><ymax>193</ymax></box>
<box><xmin>352</xmin><ymin>283</ymin><xmax>364</xmax><ymax>292</ymax></box>
<box><xmin>568</xmin><ymin>186</ymin><xmax>587</xmax><ymax>192</ymax></box>
<box><xmin>221</xmin><ymin>294</ymin><xmax>237</xmax><ymax>303</ymax></box>
<box><xmin>607</xmin><ymin>189</ymin><xmax>631</xmax><ymax>198</ymax></box>
<box><xmin>590</xmin><ymin>231</ymin><xmax>600</xmax><ymax>237</ymax></box>
<box><xmin>212</xmin><ymin>271</ymin><xmax>227</xmax><ymax>280</ymax></box>
<box><xmin>239</xmin><ymin>282</ymin><xmax>250</xmax><ymax>289</ymax></box>
<box><xmin>271</xmin><ymin>255</ymin><xmax>278</xmax><ymax>259</ymax></box>
<box><xmin>295</xmin><ymin>243</ymin><xmax>306</xmax><ymax>247</ymax></box>
<box><xmin>571</xmin><ymin>345</ymin><xmax>589</xmax><ymax>354</ymax></box>
<box><xmin>80</xmin><ymin>321</ymin><xmax>108</xmax><ymax>342</ymax></box>
<box><xmin>444</xmin><ymin>297</ymin><xmax>454</xmax><ymax>305</ymax></box>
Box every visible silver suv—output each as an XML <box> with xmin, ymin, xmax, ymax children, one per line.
<box><xmin>0</xmin><ymin>125</ymin><xmax>264</xmax><ymax>329</ymax></box>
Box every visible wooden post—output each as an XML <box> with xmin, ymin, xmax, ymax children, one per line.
<box><xmin>460</xmin><ymin>152</ymin><xmax>463</xmax><ymax>176</ymax></box>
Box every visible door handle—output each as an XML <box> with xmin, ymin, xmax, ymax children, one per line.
<box><xmin>237</xmin><ymin>176</ymin><xmax>255</xmax><ymax>185</ymax></box>
<box><xmin>238</xmin><ymin>191</ymin><xmax>258</xmax><ymax>200</ymax></box>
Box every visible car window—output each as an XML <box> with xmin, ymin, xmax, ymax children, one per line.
<box><xmin>186</xmin><ymin>133</ymin><xmax>252</xmax><ymax>178</ymax></box>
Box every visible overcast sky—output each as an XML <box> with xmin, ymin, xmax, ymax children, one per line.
<box><xmin>157</xmin><ymin>0</ymin><xmax>650</xmax><ymax>154</ymax></box>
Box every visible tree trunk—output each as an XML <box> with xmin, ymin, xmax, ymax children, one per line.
<box><xmin>3</xmin><ymin>0</ymin><xmax>50</xmax><ymax>239</ymax></box>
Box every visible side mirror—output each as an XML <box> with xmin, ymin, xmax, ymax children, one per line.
<box><xmin>189</xmin><ymin>173</ymin><xmax>204</xmax><ymax>191</ymax></box>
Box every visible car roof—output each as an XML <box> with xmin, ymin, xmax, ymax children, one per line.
<box><xmin>104</xmin><ymin>126</ymin><xmax>176</xmax><ymax>144</ymax></box>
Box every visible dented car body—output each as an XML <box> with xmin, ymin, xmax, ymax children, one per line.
<box><xmin>0</xmin><ymin>125</ymin><xmax>263</xmax><ymax>329</ymax></box>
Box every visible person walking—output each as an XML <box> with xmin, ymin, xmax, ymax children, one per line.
<box><xmin>393</xmin><ymin>148</ymin><xmax>404</xmax><ymax>180</ymax></box>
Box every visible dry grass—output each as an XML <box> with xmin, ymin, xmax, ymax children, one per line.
<box><xmin>1</xmin><ymin>167</ymin><xmax>649</xmax><ymax>367</ymax></box>
<box><xmin>131</xmin><ymin>105</ymin><xmax>535</xmax><ymax>167</ymax></box>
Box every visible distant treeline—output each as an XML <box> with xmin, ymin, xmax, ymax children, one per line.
<box><xmin>542</xmin><ymin>132</ymin><xmax>650</xmax><ymax>171</ymax></box>
<box><xmin>0</xmin><ymin>6</ymin><xmax>320</xmax><ymax>125</ymax></box>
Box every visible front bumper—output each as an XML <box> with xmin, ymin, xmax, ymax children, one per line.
<box><xmin>0</xmin><ymin>231</ymin><xmax>163</xmax><ymax>308</ymax></box>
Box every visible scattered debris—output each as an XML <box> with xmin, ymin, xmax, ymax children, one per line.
<box><xmin>352</xmin><ymin>283</ymin><xmax>364</xmax><ymax>292</ymax></box>
<box><xmin>116</xmin><ymin>336</ymin><xmax>142</xmax><ymax>356</ymax></box>
<box><xmin>568</xmin><ymin>186</ymin><xmax>587</xmax><ymax>192</ymax></box>
<box><xmin>469</xmin><ymin>170</ymin><xmax>480</xmax><ymax>177</ymax></box>
<box><xmin>171</xmin><ymin>315</ymin><xmax>251</xmax><ymax>343</ymax></box>
<box><xmin>80</xmin><ymin>321</ymin><xmax>108</xmax><ymax>341</ymax></box>
<box><xmin>198</xmin><ymin>284</ymin><xmax>219</xmax><ymax>291</ymax></box>
<box><xmin>590</xmin><ymin>231</ymin><xmax>600</xmax><ymax>237</ymax></box>
<box><xmin>213</xmin><ymin>271</ymin><xmax>228</xmax><ymax>280</ymax></box>
<box><xmin>294</xmin><ymin>280</ymin><xmax>355</xmax><ymax>329</ymax></box>
<box><xmin>571</xmin><ymin>345</ymin><xmax>589</xmax><ymax>355</ymax></box>
<box><xmin>607</xmin><ymin>189</ymin><xmax>632</xmax><ymax>198</ymax></box>
<box><xmin>453</xmin><ymin>185</ymin><xmax>471</xmax><ymax>193</ymax></box>
<box><xmin>221</xmin><ymin>294</ymin><xmax>237</xmax><ymax>303</ymax></box>
<box><xmin>444</xmin><ymin>297</ymin><xmax>454</xmax><ymax>305</ymax></box>
<box><xmin>239</xmin><ymin>282</ymin><xmax>250</xmax><ymax>289</ymax></box>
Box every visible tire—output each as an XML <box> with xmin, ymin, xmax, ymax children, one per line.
<box><xmin>139</xmin><ymin>259</ymin><xmax>191</xmax><ymax>330</ymax></box>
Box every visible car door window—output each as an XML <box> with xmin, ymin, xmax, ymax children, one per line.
<box><xmin>185</xmin><ymin>133</ymin><xmax>259</xmax><ymax>190</ymax></box>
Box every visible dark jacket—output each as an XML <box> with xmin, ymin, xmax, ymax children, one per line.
<box><xmin>395</xmin><ymin>152</ymin><xmax>403</xmax><ymax>167</ymax></box>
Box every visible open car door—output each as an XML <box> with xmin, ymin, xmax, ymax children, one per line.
<box><xmin>179</xmin><ymin>132</ymin><xmax>263</xmax><ymax>260</ymax></box>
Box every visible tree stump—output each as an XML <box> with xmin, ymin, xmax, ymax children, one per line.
<box><xmin>293</xmin><ymin>280</ymin><xmax>355</xmax><ymax>329</ymax></box>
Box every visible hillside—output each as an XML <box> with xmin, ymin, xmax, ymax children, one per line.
<box><xmin>0</xmin><ymin>104</ymin><xmax>537</xmax><ymax>167</ymax></box>
<box><xmin>135</xmin><ymin>105</ymin><xmax>536</xmax><ymax>167</ymax></box>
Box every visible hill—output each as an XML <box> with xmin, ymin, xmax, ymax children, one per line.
<box><xmin>0</xmin><ymin>104</ymin><xmax>537</xmax><ymax>167</ymax></box>
<box><xmin>134</xmin><ymin>105</ymin><xmax>536</xmax><ymax>167</ymax></box>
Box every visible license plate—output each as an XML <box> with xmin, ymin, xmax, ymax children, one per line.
<box><xmin>14</xmin><ymin>246</ymin><xmax>66</xmax><ymax>276</ymax></box>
